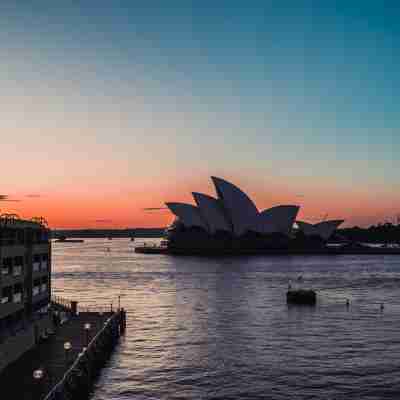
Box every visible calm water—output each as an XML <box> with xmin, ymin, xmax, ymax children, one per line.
<box><xmin>52</xmin><ymin>238</ymin><xmax>400</xmax><ymax>400</ymax></box>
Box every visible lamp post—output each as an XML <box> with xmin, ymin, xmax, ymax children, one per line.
<box><xmin>33</xmin><ymin>368</ymin><xmax>44</xmax><ymax>398</ymax></box>
<box><xmin>64</xmin><ymin>341</ymin><xmax>72</xmax><ymax>364</ymax></box>
<box><xmin>84</xmin><ymin>323</ymin><xmax>91</xmax><ymax>346</ymax></box>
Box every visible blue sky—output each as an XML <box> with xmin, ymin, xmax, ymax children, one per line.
<box><xmin>1</xmin><ymin>2</ymin><xmax>399</xmax><ymax>227</ymax></box>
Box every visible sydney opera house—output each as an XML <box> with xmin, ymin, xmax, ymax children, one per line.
<box><xmin>164</xmin><ymin>176</ymin><xmax>344</xmax><ymax>252</ymax></box>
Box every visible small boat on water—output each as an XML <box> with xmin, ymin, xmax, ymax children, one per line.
<box><xmin>55</xmin><ymin>236</ymin><xmax>84</xmax><ymax>243</ymax></box>
<box><xmin>287</xmin><ymin>289</ymin><xmax>316</xmax><ymax>305</ymax></box>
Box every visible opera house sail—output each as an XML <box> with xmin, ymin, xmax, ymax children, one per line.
<box><xmin>296</xmin><ymin>220</ymin><xmax>344</xmax><ymax>241</ymax></box>
<box><xmin>210</xmin><ymin>176</ymin><xmax>259</xmax><ymax>236</ymax></box>
<box><xmin>192</xmin><ymin>192</ymin><xmax>231</xmax><ymax>234</ymax></box>
<box><xmin>163</xmin><ymin>176</ymin><xmax>341</xmax><ymax>252</ymax></box>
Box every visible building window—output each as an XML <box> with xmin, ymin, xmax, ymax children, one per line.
<box><xmin>41</xmin><ymin>254</ymin><xmax>48</xmax><ymax>270</ymax></box>
<box><xmin>16</xmin><ymin>229</ymin><xmax>25</xmax><ymax>245</ymax></box>
<box><xmin>0</xmin><ymin>228</ymin><xmax>16</xmax><ymax>245</ymax></box>
<box><xmin>33</xmin><ymin>254</ymin><xmax>40</xmax><ymax>272</ymax></box>
<box><xmin>1</xmin><ymin>286</ymin><xmax>12</xmax><ymax>304</ymax></box>
<box><xmin>33</xmin><ymin>278</ymin><xmax>41</xmax><ymax>296</ymax></box>
<box><xmin>40</xmin><ymin>276</ymin><xmax>47</xmax><ymax>293</ymax></box>
<box><xmin>14</xmin><ymin>256</ymin><xmax>23</xmax><ymax>266</ymax></box>
<box><xmin>12</xmin><ymin>256</ymin><xmax>23</xmax><ymax>277</ymax></box>
<box><xmin>33</xmin><ymin>230</ymin><xmax>43</xmax><ymax>244</ymax></box>
<box><xmin>13</xmin><ymin>284</ymin><xmax>23</xmax><ymax>303</ymax></box>
<box><xmin>1</xmin><ymin>258</ymin><xmax>12</xmax><ymax>275</ymax></box>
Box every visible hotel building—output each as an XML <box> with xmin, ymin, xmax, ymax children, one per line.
<box><xmin>0</xmin><ymin>216</ymin><xmax>52</xmax><ymax>372</ymax></box>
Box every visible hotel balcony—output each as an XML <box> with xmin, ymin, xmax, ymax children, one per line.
<box><xmin>32</xmin><ymin>262</ymin><xmax>40</xmax><ymax>272</ymax></box>
<box><xmin>1</xmin><ymin>296</ymin><xmax>10</xmax><ymax>304</ymax></box>
<box><xmin>40</xmin><ymin>284</ymin><xmax>47</xmax><ymax>293</ymax></box>
<box><xmin>1</xmin><ymin>267</ymin><xmax>10</xmax><ymax>276</ymax></box>
<box><xmin>41</xmin><ymin>261</ymin><xmax>48</xmax><ymax>271</ymax></box>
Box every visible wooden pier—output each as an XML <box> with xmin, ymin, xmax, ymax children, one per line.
<box><xmin>0</xmin><ymin>300</ymin><xmax>126</xmax><ymax>400</ymax></box>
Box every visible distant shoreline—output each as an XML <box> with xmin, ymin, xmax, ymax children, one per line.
<box><xmin>51</xmin><ymin>228</ymin><xmax>165</xmax><ymax>239</ymax></box>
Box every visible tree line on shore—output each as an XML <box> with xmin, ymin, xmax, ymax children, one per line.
<box><xmin>338</xmin><ymin>223</ymin><xmax>400</xmax><ymax>244</ymax></box>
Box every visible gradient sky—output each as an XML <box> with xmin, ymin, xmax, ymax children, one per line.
<box><xmin>1</xmin><ymin>1</ymin><xmax>400</xmax><ymax>228</ymax></box>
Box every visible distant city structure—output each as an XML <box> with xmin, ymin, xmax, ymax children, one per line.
<box><xmin>165</xmin><ymin>176</ymin><xmax>344</xmax><ymax>251</ymax></box>
<box><xmin>0</xmin><ymin>216</ymin><xmax>51</xmax><ymax>372</ymax></box>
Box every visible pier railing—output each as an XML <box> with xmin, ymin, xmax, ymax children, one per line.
<box><xmin>51</xmin><ymin>296</ymin><xmax>74</xmax><ymax>313</ymax></box>
<box><xmin>43</xmin><ymin>309</ymin><xmax>126</xmax><ymax>400</ymax></box>
<box><xmin>52</xmin><ymin>295</ymin><xmax>121</xmax><ymax>315</ymax></box>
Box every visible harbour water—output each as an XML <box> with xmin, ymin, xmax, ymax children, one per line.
<box><xmin>53</xmin><ymin>238</ymin><xmax>400</xmax><ymax>399</ymax></box>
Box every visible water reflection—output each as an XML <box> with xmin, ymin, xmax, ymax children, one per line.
<box><xmin>52</xmin><ymin>239</ymin><xmax>400</xmax><ymax>399</ymax></box>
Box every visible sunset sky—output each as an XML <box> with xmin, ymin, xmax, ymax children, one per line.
<box><xmin>1</xmin><ymin>2</ymin><xmax>399</xmax><ymax>228</ymax></box>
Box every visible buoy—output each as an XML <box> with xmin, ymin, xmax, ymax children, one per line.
<box><xmin>380</xmin><ymin>303</ymin><xmax>384</xmax><ymax>311</ymax></box>
<box><xmin>346</xmin><ymin>299</ymin><xmax>350</xmax><ymax>307</ymax></box>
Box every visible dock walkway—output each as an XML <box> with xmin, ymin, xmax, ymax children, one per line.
<box><xmin>0</xmin><ymin>311</ymin><xmax>113</xmax><ymax>400</ymax></box>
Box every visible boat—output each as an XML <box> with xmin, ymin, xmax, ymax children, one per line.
<box><xmin>55</xmin><ymin>236</ymin><xmax>84</xmax><ymax>243</ymax></box>
<box><xmin>287</xmin><ymin>289</ymin><xmax>316</xmax><ymax>305</ymax></box>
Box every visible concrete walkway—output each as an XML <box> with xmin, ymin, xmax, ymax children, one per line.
<box><xmin>0</xmin><ymin>312</ymin><xmax>112</xmax><ymax>400</ymax></box>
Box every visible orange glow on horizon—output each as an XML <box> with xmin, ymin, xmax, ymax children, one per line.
<box><xmin>1</xmin><ymin>177</ymin><xmax>398</xmax><ymax>229</ymax></box>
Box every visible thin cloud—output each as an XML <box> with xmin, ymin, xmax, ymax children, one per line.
<box><xmin>0</xmin><ymin>194</ymin><xmax>20</xmax><ymax>202</ymax></box>
<box><xmin>26</xmin><ymin>194</ymin><xmax>42</xmax><ymax>198</ymax></box>
<box><xmin>94</xmin><ymin>219</ymin><xmax>113</xmax><ymax>223</ymax></box>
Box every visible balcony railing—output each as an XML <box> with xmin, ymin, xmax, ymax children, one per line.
<box><xmin>1</xmin><ymin>268</ymin><xmax>10</xmax><ymax>275</ymax></box>
<box><xmin>13</xmin><ymin>293</ymin><xmax>22</xmax><ymax>303</ymax></box>
<box><xmin>1</xmin><ymin>297</ymin><xmax>9</xmax><ymax>304</ymax></box>
<box><xmin>33</xmin><ymin>286</ymin><xmax>40</xmax><ymax>296</ymax></box>
<box><xmin>40</xmin><ymin>284</ymin><xmax>47</xmax><ymax>293</ymax></box>
<box><xmin>33</xmin><ymin>262</ymin><xmax>40</xmax><ymax>272</ymax></box>
<box><xmin>13</xmin><ymin>265</ymin><xmax>22</xmax><ymax>277</ymax></box>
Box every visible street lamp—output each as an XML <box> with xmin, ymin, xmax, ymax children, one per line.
<box><xmin>33</xmin><ymin>369</ymin><xmax>44</xmax><ymax>380</ymax></box>
<box><xmin>64</xmin><ymin>341</ymin><xmax>72</xmax><ymax>364</ymax></box>
<box><xmin>33</xmin><ymin>368</ymin><xmax>44</xmax><ymax>397</ymax></box>
<box><xmin>84</xmin><ymin>323</ymin><xmax>91</xmax><ymax>346</ymax></box>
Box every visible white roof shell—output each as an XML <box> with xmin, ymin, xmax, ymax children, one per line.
<box><xmin>296</xmin><ymin>220</ymin><xmax>344</xmax><ymax>240</ymax></box>
<box><xmin>257</xmin><ymin>205</ymin><xmax>299</xmax><ymax>236</ymax></box>
<box><xmin>165</xmin><ymin>202</ymin><xmax>208</xmax><ymax>230</ymax></box>
<box><xmin>192</xmin><ymin>192</ymin><xmax>232</xmax><ymax>234</ymax></box>
<box><xmin>211</xmin><ymin>176</ymin><xmax>259</xmax><ymax>236</ymax></box>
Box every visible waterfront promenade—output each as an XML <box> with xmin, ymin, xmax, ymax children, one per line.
<box><xmin>0</xmin><ymin>311</ymin><xmax>114</xmax><ymax>400</ymax></box>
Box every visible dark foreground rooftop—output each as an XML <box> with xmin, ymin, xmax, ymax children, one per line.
<box><xmin>0</xmin><ymin>311</ymin><xmax>112</xmax><ymax>400</ymax></box>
